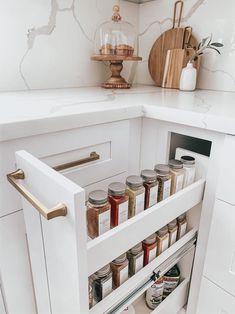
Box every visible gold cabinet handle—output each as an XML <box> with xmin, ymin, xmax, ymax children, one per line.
<box><xmin>7</xmin><ymin>169</ymin><xmax>67</xmax><ymax>220</ymax></box>
<box><xmin>53</xmin><ymin>151</ymin><xmax>100</xmax><ymax>172</ymax></box>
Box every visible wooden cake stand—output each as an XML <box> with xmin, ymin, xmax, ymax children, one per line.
<box><xmin>91</xmin><ymin>55</ymin><xmax>142</xmax><ymax>89</ymax></box>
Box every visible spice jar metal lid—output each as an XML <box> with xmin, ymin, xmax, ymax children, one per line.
<box><xmin>126</xmin><ymin>175</ymin><xmax>143</xmax><ymax>188</ymax></box>
<box><xmin>168</xmin><ymin>219</ymin><xmax>177</xmax><ymax>229</ymax></box>
<box><xmin>130</xmin><ymin>243</ymin><xmax>142</xmax><ymax>255</ymax></box>
<box><xmin>96</xmin><ymin>264</ymin><xmax>111</xmax><ymax>277</ymax></box>
<box><xmin>157</xmin><ymin>225</ymin><xmax>168</xmax><ymax>236</ymax></box>
<box><xmin>177</xmin><ymin>213</ymin><xmax>186</xmax><ymax>222</ymax></box>
<box><xmin>88</xmin><ymin>190</ymin><xmax>108</xmax><ymax>205</ymax></box>
<box><xmin>169</xmin><ymin>159</ymin><xmax>183</xmax><ymax>170</ymax></box>
<box><xmin>108</xmin><ymin>182</ymin><xmax>126</xmax><ymax>196</ymax></box>
<box><xmin>143</xmin><ymin>233</ymin><xmax>156</xmax><ymax>244</ymax></box>
<box><xmin>141</xmin><ymin>169</ymin><xmax>157</xmax><ymax>182</ymax></box>
<box><xmin>112</xmin><ymin>253</ymin><xmax>127</xmax><ymax>264</ymax></box>
<box><xmin>154</xmin><ymin>164</ymin><xmax>170</xmax><ymax>175</ymax></box>
<box><xmin>181</xmin><ymin>156</ymin><xmax>195</xmax><ymax>165</ymax></box>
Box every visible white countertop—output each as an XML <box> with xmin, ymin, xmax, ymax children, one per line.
<box><xmin>1</xmin><ymin>85</ymin><xmax>235</xmax><ymax>141</ymax></box>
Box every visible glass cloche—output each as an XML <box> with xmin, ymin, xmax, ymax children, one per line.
<box><xmin>94</xmin><ymin>5</ymin><xmax>137</xmax><ymax>57</ymax></box>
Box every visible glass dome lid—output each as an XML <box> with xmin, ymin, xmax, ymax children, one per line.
<box><xmin>94</xmin><ymin>5</ymin><xmax>138</xmax><ymax>57</ymax></box>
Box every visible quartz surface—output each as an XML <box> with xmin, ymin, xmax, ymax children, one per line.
<box><xmin>1</xmin><ymin>85</ymin><xmax>235</xmax><ymax>141</ymax></box>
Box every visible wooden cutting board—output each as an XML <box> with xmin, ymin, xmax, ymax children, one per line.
<box><xmin>148</xmin><ymin>1</ymin><xmax>198</xmax><ymax>87</ymax></box>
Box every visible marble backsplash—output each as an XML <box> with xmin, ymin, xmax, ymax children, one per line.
<box><xmin>138</xmin><ymin>0</ymin><xmax>235</xmax><ymax>92</ymax></box>
<box><xmin>1</xmin><ymin>0</ymin><xmax>234</xmax><ymax>92</ymax></box>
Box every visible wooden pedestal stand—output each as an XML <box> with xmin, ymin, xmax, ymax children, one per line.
<box><xmin>91</xmin><ymin>55</ymin><xmax>142</xmax><ymax>89</ymax></box>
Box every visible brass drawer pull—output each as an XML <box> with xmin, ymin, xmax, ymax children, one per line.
<box><xmin>53</xmin><ymin>151</ymin><xmax>100</xmax><ymax>172</ymax></box>
<box><xmin>7</xmin><ymin>169</ymin><xmax>67</xmax><ymax>220</ymax></box>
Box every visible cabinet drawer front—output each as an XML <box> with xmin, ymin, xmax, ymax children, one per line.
<box><xmin>216</xmin><ymin>135</ymin><xmax>235</xmax><ymax>205</ymax></box>
<box><xmin>197</xmin><ymin>277</ymin><xmax>235</xmax><ymax>314</ymax></box>
<box><xmin>203</xmin><ymin>199</ymin><xmax>235</xmax><ymax>296</ymax></box>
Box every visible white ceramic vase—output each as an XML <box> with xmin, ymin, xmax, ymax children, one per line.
<box><xmin>179</xmin><ymin>62</ymin><xmax>197</xmax><ymax>91</ymax></box>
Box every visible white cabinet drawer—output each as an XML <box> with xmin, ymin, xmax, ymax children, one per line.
<box><xmin>203</xmin><ymin>199</ymin><xmax>235</xmax><ymax>296</ymax></box>
<box><xmin>197</xmin><ymin>277</ymin><xmax>235</xmax><ymax>314</ymax></box>
<box><xmin>0</xmin><ymin>120</ymin><xmax>129</xmax><ymax>216</ymax></box>
<box><xmin>216</xmin><ymin>135</ymin><xmax>235</xmax><ymax>205</ymax></box>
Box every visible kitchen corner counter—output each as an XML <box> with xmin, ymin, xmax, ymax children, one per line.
<box><xmin>1</xmin><ymin>85</ymin><xmax>235</xmax><ymax>141</ymax></box>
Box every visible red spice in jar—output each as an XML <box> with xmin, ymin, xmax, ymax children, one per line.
<box><xmin>108</xmin><ymin>182</ymin><xmax>129</xmax><ymax>228</ymax></box>
<box><xmin>142</xmin><ymin>233</ymin><xmax>157</xmax><ymax>266</ymax></box>
<box><xmin>141</xmin><ymin>169</ymin><xmax>158</xmax><ymax>209</ymax></box>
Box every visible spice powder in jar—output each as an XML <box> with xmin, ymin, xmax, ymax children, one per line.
<box><xmin>154</xmin><ymin>164</ymin><xmax>172</xmax><ymax>202</ymax></box>
<box><xmin>142</xmin><ymin>233</ymin><xmax>157</xmax><ymax>266</ymax></box>
<box><xmin>108</xmin><ymin>182</ymin><xmax>129</xmax><ymax>228</ymax></box>
<box><xmin>87</xmin><ymin>190</ymin><xmax>111</xmax><ymax>239</ymax></box>
<box><xmin>141</xmin><ymin>169</ymin><xmax>158</xmax><ymax>209</ymax></box>
<box><xmin>177</xmin><ymin>214</ymin><xmax>187</xmax><ymax>240</ymax></box>
<box><xmin>127</xmin><ymin>243</ymin><xmax>144</xmax><ymax>277</ymax></box>
<box><xmin>156</xmin><ymin>226</ymin><xmax>169</xmax><ymax>256</ymax></box>
<box><xmin>93</xmin><ymin>264</ymin><xmax>113</xmax><ymax>302</ymax></box>
<box><xmin>181</xmin><ymin>155</ymin><xmax>196</xmax><ymax>187</ymax></box>
<box><xmin>168</xmin><ymin>159</ymin><xmax>185</xmax><ymax>195</ymax></box>
<box><xmin>111</xmin><ymin>253</ymin><xmax>129</xmax><ymax>288</ymax></box>
<box><xmin>168</xmin><ymin>219</ymin><xmax>178</xmax><ymax>246</ymax></box>
<box><xmin>126</xmin><ymin>175</ymin><xmax>145</xmax><ymax>218</ymax></box>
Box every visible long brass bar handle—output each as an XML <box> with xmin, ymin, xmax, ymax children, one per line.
<box><xmin>53</xmin><ymin>151</ymin><xmax>100</xmax><ymax>172</ymax></box>
<box><xmin>7</xmin><ymin>169</ymin><xmax>67</xmax><ymax>220</ymax></box>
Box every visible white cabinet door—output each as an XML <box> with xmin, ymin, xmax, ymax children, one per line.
<box><xmin>197</xmin><ymin>277</ymin><xmax>235</xmax><ymax>314</ymax></box>
<box><xmin>0</xmin><ymin>287</ymin><xmax>6</xmax><ymax>314</ymax></box>
<box><xmin>203</xmin><ymin>199</ymin><xmax>235</xmax><ymax>296</ymax></box>
<box><xmin>0</xmin><ymin>211</ymin><xmax>36</xmax><ymax>314</ymax></box>
<box><xmin>12</xmin><ymin>150</ymin><xmax>89</xmax><ymax>314</ymax></box>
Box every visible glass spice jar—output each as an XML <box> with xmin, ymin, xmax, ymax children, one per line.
<box><xmin>127</xmin><ymin>243</ymin><xmax>144</xmax><ymax>277</ymax></box>
<box><xmin>93</xmin><ymin>264</ymin><xmax>113</xmax><ymax>302</ymax></box>
<box><xmin>168</xmin><ymin>159</ymin><xmax>185</xmax><ymax>195</ymax></box>
<box><xmin>108</xmin><ymin>182</ymin><xmax>129</xmax><ymax>228</ymax></box>
<box><xmin>168</xmin><ymin>219</ymin><xmax>178</xmax><ymax>246</ymax></box>
<box><xmin>87</xmin><ymin>190</ymin><xmax>111</xmax><ymax>239</ymax></box>
<box><xmin>111</xmin><ymin>253</ymin><xmax>129</xmax><ymax>289</ymax></box>
<box><xmin>181</xmin><ymin>156</ymin><xmax>196</xmax><ymax>188</ymax></box>
<box><xmin>156</xmin><ymin>226</ymin><xmax>169</xmax><ymax>256</ymax></box>
<box><xmin>154</xmin><ymin>164</ymin><xmax>172</xmax><ymax>202</ymax></box>
<box><xmin>177</xmin><ymin>214</ymin><xmax>187</xmax><ymax>240</ymax></box>
<box><xmin>141</xmin><ymin>169</ymin><xmax>158</xmax><ymax>209</ymax></box>
<box><xmin>142</xmin><ymin>233</ymin><xmax>157</xmax><ymax>266</ymax></box>
<box><xmin>126</xmin><ymin>176</ymin><xmax>145</xmax><ymax>218</ymax></box>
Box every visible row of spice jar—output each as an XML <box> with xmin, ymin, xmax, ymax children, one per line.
<box><xmin>89</xmin><ymin>214</ymin><xmax>187</xmax><ymax>307</ymax></box>
<box><xmin>87</xmin><ymin>155</ymin><xmax>195</xmax><ymax>239</ymax></box>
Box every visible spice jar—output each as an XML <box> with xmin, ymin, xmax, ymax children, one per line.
<box><xmin>181</xmin><ymin>156</ymin><xmax>196</xmax><ymax>187</ymax></box>
<box><xmin>87</xmin><ymin>190</ymin><xmax>111</xmax><ymax>239</ymax></box>
<box><xmin>177</xmin><ymin>214</ymin><xmax>187</xmax><ymax>240</ymax></box>
<box><xmin>163</xmin><ymin>265</ymin><xmax>180</xmax><ymax>298</ymax></box>
<box><xmin>156</xmin><ymin>226</ymin><xmax>169</xmax><ymax>256</ymax></box>
<box><xmin>108</xmin><ymin>182</ymin><xmax>129</xmax><ymax>228</ymax></box>
<box><xmin>88</xmin><ymin>277</ymin><xmax>93</xmax><ymax>309</ymax></box>
<box><xmin>141</xmin><ymin>169</ymin><xmax>158</xmax><ymax>209</ymax></box>
<box><xmin>111</xmin><ymin>253</ymin><xmax>129</xmax><ymax>288</ymax></box>
<box><xmin>168</xmin><ymin>219</ymin><xmax>178</xmax><ymax>246</ymax></box>
<box><xmin>169</xmin><ymin>159</ymin><xmax>185</xmax><ymax>195</ymax></box>
<box><xmin>145</xmin><ymin>277</ymin><xmax>164</xmax><ymax>309</ymax></box>
<box><xmin>142</xmin><ymin>234</ymin><xmax>157</xmax><ymax>266</ymax></box>
<box><xmin>154</xmin><ymin>164</ymin><xmax>172</xmax><ymax>202</ymax></box>
<box><xmin>93</xmin><ymin>264</ymin><xmax>113</xmax><ymax>302</ymax></box>
<box><xmin>127</xmin><ymin>243</ymin><xmax>144</xmax><ymax>277</ymax></box>
<box><xmin>126</xmin><ymin>176</ymin><xmax>145</xmax><ymax>218</ymax></box>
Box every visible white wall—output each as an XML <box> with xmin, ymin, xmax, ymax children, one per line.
<box><xmin>138</xmin><ymin>0</ymin><xmax>235</xmax><ymax>92</ymax></box>
<box><xmin>0</xmin><ymin>0</ymin><xmax>138</xmax><ymax>91</ymax></box>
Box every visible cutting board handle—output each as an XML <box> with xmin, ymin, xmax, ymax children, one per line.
<box><xmin>173</xmin><ymin>0</ymin><xmax>184</xmax><ymax>28</ymax></box>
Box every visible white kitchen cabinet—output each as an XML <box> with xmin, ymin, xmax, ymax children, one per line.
<box><xmin>197</xmin><ymin>277</ymin><xmax>235</xmax><ymax>314</ymax></box>
<box><xmin>0</xmin><ymin>287</ymin><xmax>6</xmax><ymax>314</ymax></box>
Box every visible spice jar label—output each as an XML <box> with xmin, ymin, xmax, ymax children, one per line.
<box><xmin>120</xmin><ymin>266</ymin><xmax>129</xmax><ymax>285</ymax></box>
<box><xmin>184</xmin><ymin>168</ymin><xmax>195</xmax><ymax>187</ymax></box>
<box><xmin>175</xmin><ymin>174</ymin><xmax>184</xmax><ymax>193</ymax></box>
<box><xmin>163</xmin><ymin>276</ymin><xmax>180</xmax><ymax>296</ymax></box>
<box><xmin>179</xmin><ymin>222</ymin><xmax>187</xmax><ymax>238</ymax></box>
<box><xmin>149</xmin><ymin>247</ymin><xmax>156</xmax><ymax>263</ymax></box>
<box><xmin>169</xmin><ymin>229</ymin><xmax>177</xmax><ymax>246</ymax></box>
<box><xmin>102</xmin><ymin>277</ymin><xmax>112</xmax><ymax>298</ymax></box>
<box><xmin>135</xmin><ymin>255</ymin><xmax>144</xmax><ymax>273</ymax></box>
<box><xmin>146</xmin><ymin>279</ymin><xmax>164</xmax><ymax>309</ymax></box>
<box><xmin>118</xmin><ymin>201</ymin><xmax>128</xmax><ymax>224</ymax></box>
<box><xmin>135</xmin><ymin>193</ymin><xmax>145</xmax><ymax>214</ymax></box>
<box><xmin>98</xmin><ymin>210</ymin><xmax>111</xmax><ymax>235</ymax></box>
<box><xmin>149</xmin><ymin>186</ymin><xmax>158</xmax><ymax>207</ymax></box>
<box><xmin>163</xmin><ymin>179</ymin><xmax>171</xmax><ymax>200</ymax></box>
<box><xmin>161</xmin><ymin>236</ymin><xmax>169</xmax><ymax>253</ymax></box>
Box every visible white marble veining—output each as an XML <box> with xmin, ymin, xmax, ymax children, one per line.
<box><xmin>1</xmin><ymin>85</ymin><xmax>235</xmax><ymax>141</ymax></box>
<box><xmin>138</xmin><ymin>0</ymin><xmax>235</xmax><ymax>92</ymax></box>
